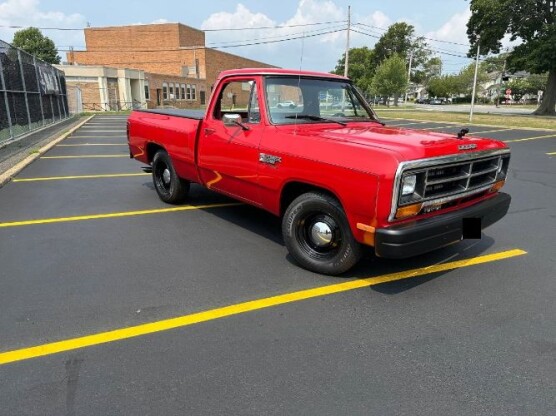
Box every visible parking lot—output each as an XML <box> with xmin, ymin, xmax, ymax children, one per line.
<box><xmin>0</xmin><ymin>115</ymin><xmax>555</xmax><ymax>415</ymax></box>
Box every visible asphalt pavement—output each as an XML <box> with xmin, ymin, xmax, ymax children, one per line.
<box><xmin>0</xmin><ymin>115</ymin><xmax>554</xmax><ymax>415</ymax></box>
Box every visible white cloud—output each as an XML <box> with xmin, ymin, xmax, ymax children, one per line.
<box><xmin>0</xmin><ymin>0</ymin><xmax>86</xmax><ymax>57</ymax></box>
<box><xmin>201</xmin><ymin>1</ymin><xmax>370</xmax><ymax>71</ymax></box>
<box><xmin>425</xmin><ymin>9</ymin><xmax>471</xmax><ymax>47</ymax></box>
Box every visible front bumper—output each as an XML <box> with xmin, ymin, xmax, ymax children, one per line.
<box><xmin>374</xmin><ymin>192</ymin><xmax>511</xmax><ymax>258</ymax></box>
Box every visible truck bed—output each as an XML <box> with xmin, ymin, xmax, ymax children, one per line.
<box><xmin>135</xmin><ymin>109</ymin><xmax>205</xmax><ymax>120</ymax></box>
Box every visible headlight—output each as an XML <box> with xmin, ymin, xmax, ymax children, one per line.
<box><xmin>402</xmin><ymin>174</ymin><xmax>417</xmax><ymax>195</ymax></box>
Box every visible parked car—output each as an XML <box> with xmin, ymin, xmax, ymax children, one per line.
<box><xmin>415</xmin><ymin>98</ymin><xmax>429</xmax><ymax>104</ymax></box>
<box><xmin>276</xmin><ymin>100</ymin><xmax>296</xmax><ymax>109</ymax></box>
<box><xmin>128</xmin><ymin>68</ymin><xmax>511</xmax><ymax>275</ymax></box>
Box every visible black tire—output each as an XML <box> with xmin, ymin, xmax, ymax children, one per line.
<box><xmin>152</xmin><ymin>150</ymin><xmax>189</xmax><ymax>204</ymax></box>
<box><xmin>282</xmin><ymin>192</ymin><xmax>362</xmax><ymax>275</ymax></box>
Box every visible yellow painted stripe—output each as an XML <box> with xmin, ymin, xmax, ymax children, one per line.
<box><xmin>380</xmin><ymin>115</ymin><xmax>556</xmax><ymax>132</ymax></box>
<box><xmin>78</xmin><ymin>129</ymin><xmax>124</xmax><ymax>132</ymax></box>
<box><xmin>389</xmin><ymin>121</ymin><xmax>426</xmax><ymax>127</ymax></box>
<box><xmin>420</xmin><ymin>125</ymin><xmax>454</xmax><ymax>130</ymax></box>
<box><xmin>0</xmin><ymin>249</ymin><xmax>527</xmax><ymax>366</ymax></box>
<box><xmin>468</xmin><ymin>128</ymin><xmax>512</xmax><ymax>136</ymax></box>
<box><xmin>41</xmin><ymin>155</ymin><xmax>128</xmax><ymax>159</ymax></box>
<box><xmin>504</xmin><ymin>134</ymin><xmax>556</xmax><ymax>143</ymax></box>
<box><xmin>547</xmin><ymin>152</ymin><xmax>556</xmax><ymax>156</ymax></box>
<box><xmin>0</xmin><ymin>202</ymin><xmax>241</xmax><ymax>228</ymax></box>
<box><xmin>12</xmin><ymin>173</ymin><xmax>149</xmax><ymax>182</ymax></box>
<box><xmin>57</xmin><ymin>144</ymin><xmax>126</xmax><ymax>147</ymax></box>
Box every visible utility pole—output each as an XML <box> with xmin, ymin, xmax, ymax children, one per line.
<box><xmin>404</xmin><ymin>49</ymin><xmax>414</xmax><ymax>104</ymax></box>
<box><xmin>344</xmin><ymin>5</ymin><xmax>351</xmax><ymax>78</ymax></box>
<box><xmin>469</xmin><ymin>38</ymin><xmax>481</xmax><ymax>123</ymax></box>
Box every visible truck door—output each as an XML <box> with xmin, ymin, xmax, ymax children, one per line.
<box><xmin>197</xmin><ymin>78</ymin><xmax>264</xmax><ymax>206</ymax></box>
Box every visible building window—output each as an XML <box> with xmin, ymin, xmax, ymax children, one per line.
<box><xmin>144</xmin><ymin>81</ymin><xmax>150</xmax><ymax>100</ymax></box>
<box><xmin>191</xmin><ymin>84</ymin><xmax>197</xmax><ymax>100</ymax></box>
<box><xmin>169</xmin><ymin>83</ymin><xmax>174</xmax><ymax>100</ymax></box>
<box><xmin>186</xmin><ymin>84</ymin><xmax>191</xmax><ymax>100</ymax></box>
<box><xmin>162</xmin><ymin>82</ymin><xmax>168</xmax><ymax>100</ymax></box>
<box><xmin>181</xmin><ymin>84</ymin><xmax>186</xmax><ymax>100</ymax></box>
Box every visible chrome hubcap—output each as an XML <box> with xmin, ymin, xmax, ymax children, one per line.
<box><xmin>162</xmin><ymin>169</ymin><xmax>171</xmax><ymax>185</ymax></box>
<box><xmin>310</xmin><ymin>221</ymin><xmax>333</xmax><ymax>247</ymax></box>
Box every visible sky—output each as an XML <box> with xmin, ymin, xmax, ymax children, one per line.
<box><xmin>0</xmin><ymin>0</ymin><xmax>480</xmax><ymax>74</ymax></box>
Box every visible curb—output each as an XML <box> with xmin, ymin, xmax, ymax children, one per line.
<box><xmin>0</xmin><ymin>115</ymin><xmax>95</xmax><ymax>187</ymax></box>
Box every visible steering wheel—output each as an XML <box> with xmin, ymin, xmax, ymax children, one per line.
<box><xmin>332</xmin><ymin>112</ymin><xmax>345</xmax><ymax>117</ymax></box>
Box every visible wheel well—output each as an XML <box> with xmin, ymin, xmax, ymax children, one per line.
<box><xmin>280</xmin><ymin>182</ymin><xmax>340</xmax><ymax>216</ymax></box>
<box><xmin>146</xmin><ymin>143</ymin><xmax>165</xmax><ymax>163</ymax></box>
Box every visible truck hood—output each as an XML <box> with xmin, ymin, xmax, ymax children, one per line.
<box><xmin>292</xmin><ymin>123</ymin><xmax>508</xmax><ymax>161</ymax></box>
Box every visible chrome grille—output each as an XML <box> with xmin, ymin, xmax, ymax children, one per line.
<box><xmin>399</xmin><ymin>154</ymin><xmax>510</xmax><ymax>206</ymax></box>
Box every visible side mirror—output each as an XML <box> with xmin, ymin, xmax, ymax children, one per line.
<box><xmin>223</xmin><ymin>113</ymin><xmax>243</xmax><ymax>126</ymax></box>
<box><xmin>223</xmin><ymin>113</ymin><xmax>249</xmax><ymax>131</ymax></box>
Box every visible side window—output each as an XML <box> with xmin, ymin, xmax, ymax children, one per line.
<box><xmin>213</xmin><ymin>80</ymin><xmax>257</xmax><ymax>122</ymax></box>
<box><xmin>248</xmin><ymin>82</ymin><xmax>260</xmax><ymax>123</ymax></box>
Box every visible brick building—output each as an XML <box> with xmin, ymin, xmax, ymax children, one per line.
<box><xmin>56</xmin><ymin>64</ymin><xmax>146</xmax><ymax>112</ymax></box>
<box><xmin>67</xmin><ymin>23</ymin><xmax>275</xmax><ymax>109</ymax></box>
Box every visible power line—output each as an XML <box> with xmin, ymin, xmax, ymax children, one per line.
<box><xmin>354</xmin><ymin>22</ymin><xmax>470</xmax><ymax>47</ymax></box>
<box><xmin>351</xmin><ymin>28</ymin><xmax>475</xmax><ymax>60</ymax></box>
<box><xmin>203</xmin><ymin>20</ymin><xmax>346</xmax><ymax>31</ymax></box>
<box><xmin>56</xmin><ymin>27</ymin><xmax>346</xmax><ymax>55</ymax></box>
<box><xmin>0</xmin><ymin>20</ymin><xmax>347</xmax><ymax>32</ymax></box>
<box><xmin>206</xmin><ymin>24</ymin><xmax>347</xmax><ymax>46</ymax></box>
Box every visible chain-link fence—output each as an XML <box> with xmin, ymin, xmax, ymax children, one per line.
<box><xmin>0</xmin><ymin>39</ymin><xmax>70</xmax><ymax>147</ymax></box>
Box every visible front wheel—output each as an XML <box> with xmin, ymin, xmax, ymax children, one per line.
<box><xmin>152</xmin><ymin>150</ymin><xmax>189</xmax><ymax>204</ymax></box>
<box><xmin>282</xmin><ymin>192</ymin><xmax>362</xmax><ymax>275</ymax></box>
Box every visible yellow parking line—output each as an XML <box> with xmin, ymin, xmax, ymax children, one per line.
<box><xmin>78</xmin><ymin>129</ymin><xmax>124</xmax><ymax>132</ymax></box>
<box><xmin>380</xmin><ymin>115</ymin><xmax>556</xmax><ymax>132</ymax></box>
<box><xmin>0</xmin><ymin>202</ymin><xmax>240</xmax><ymax>228</ymax></box>
<box><xmin>69</xmin><ymin>136</ymin><xmax>126</xmax><ymax>139</ymax></box>
<box><xmin>0</xmin><ymin>248</ymin><xmax>527</xmax><ymax>366</ymax></box>
<box><xmin>504</xmin><ymin>134</ymin><xmax>556</xmax><ymax>143</ymax></box>
<box><xmin>468</xmin><ymin>128</ymin><xmax>513</xmax><ymax>135</ymax></box>
<box><xmin>41</xmin><ymin>155</ymin><xmax>128</xmax><ymax>159</ymax></box>
<box><xmin>420</xmin><ymin>125</ymin><xmax>454</xmax><ymax>130</ymax></box>
<box><xmin>12</xmin><ymin>173</ymin><xmax>149</xmax><ymax>182</ymax></box>
<box><xmin>388</xmin><ymin>121</ymin><xmax>427</xmax><ymax>127</ymax></box>
<box><xmin>57</xmin><ymin>144</ymin><xmax>126</xmax><ymax>147</ymax></box>
<box><xmin>547</xmin><ymin>152</ymin><xmax>556</xmax><ymax>156</ymax></box>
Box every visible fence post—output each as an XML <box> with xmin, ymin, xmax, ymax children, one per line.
<box><xmin>32</xmin><ymin>56</ymin><xmax>45</xmax><ymax>126</ymax></box>
<box><xmin>55</xmin><ymin>70</ymin><xmax>63</xmax><ymax>119</ymax></box>
<box><xmin>0</xmin><ymin>54</ymin><xmax>14</xmax><ymax>141</ymax></box>
<box><xmin>17</xmin><ymin>50</ymin><xmax>32</xmax><ymax>130</ymax></box>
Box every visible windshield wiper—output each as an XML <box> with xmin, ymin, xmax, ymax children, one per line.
<box><xmin>285</xmin><ymin>114</ymin><xmax>347</xmax><ymax>126</ymax></box>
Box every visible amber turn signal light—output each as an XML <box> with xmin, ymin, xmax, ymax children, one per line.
<box><xmin>395</xmin><ymin>203</ymin><xmax>422</xmax><ymax>219</ymax></box>
<box><xmin>489</xmin><ymin>180</ymin><xmax>505</xmax><ymax>193</ymax></box>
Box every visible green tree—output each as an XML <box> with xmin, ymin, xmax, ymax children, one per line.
<box><xmin>370</xmin><ymin>54</ymin><xmax>409</xmax><ymax>106</ymax></box>
<box><xmin>427</xmin><ymin>75</ymin><xmax>462</xmax><ymax>98</ymax></box>
<box><xmin>371</xmin><ymin>22</ymin><xmax>429</xmax><ymax>69</ymax></box>
<box><xmin>467</xmin><ymin>0</ymin><xmax>556</xmax><ymax>115</ymax></box>
<box><xmin>11</xmin><ymin>27</ymin><xmax>60</xmax><ymax>64</ymax></box>
<box><xmin>458</xmin><ymin>62</ymin><xmax>489</xmax><ymax>96</ymax></box>
<box><xmin>414</xmin><ymin>57</ymin><xmax>443</xmax><ymax>85</ymax></box>
<box><xmin>332</xmin><ymin>47</ymin><xmax>375</xmax><ymax>94</ymax></box>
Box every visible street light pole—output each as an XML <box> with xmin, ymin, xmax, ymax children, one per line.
<box><xmin>469</xmin><ymin>38</ymin><xmax>481</xmax><ymax>123</ymax></box>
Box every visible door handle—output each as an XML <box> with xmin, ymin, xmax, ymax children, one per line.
<box><xmin>204</xmin><ymin>128</ymin><xmax>216</xmax><ymax>135</ymax></box>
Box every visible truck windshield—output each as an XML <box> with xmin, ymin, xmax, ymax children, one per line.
<box><xmin>264</xmin><ymin>76</ymin><xmax>379</xmax><ymax>125</ymax></box>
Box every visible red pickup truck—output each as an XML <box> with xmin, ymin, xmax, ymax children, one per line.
<box><xmin>127</xmin><ymin>68</ymin><xmax>511</xmax><ymax>275</ymax></box>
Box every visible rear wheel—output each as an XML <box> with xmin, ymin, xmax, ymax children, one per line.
<box><xmin>282</xmin><ymin>192</ymin><xmax>362</xmax><ymax>275</ymax></box>
<box><xmin>152</xmin><ymin>150</ymin><xmax>189</xmax><ymax>204</ymax></box>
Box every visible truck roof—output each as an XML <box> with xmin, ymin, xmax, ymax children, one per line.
<box><xmin>217</xmin><ymin>68</ymin><xmax>349</xmax><ymax>80</ymax></box>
